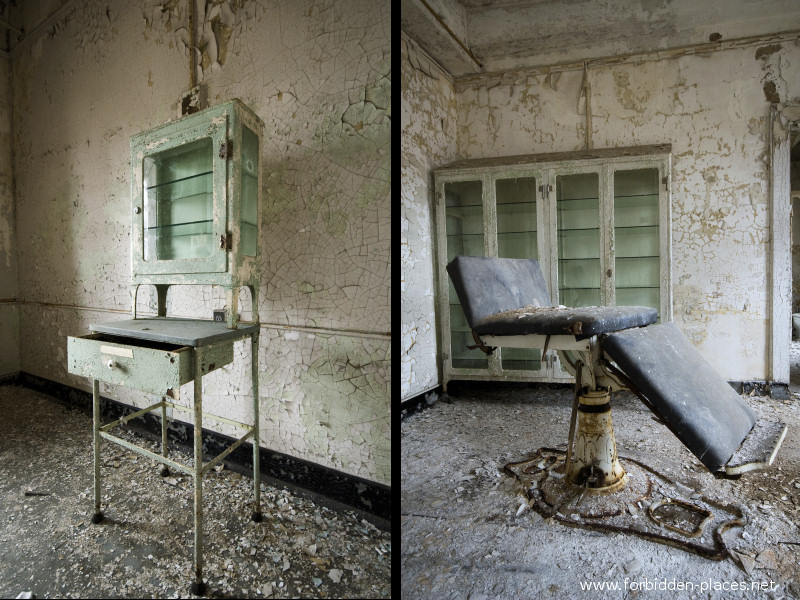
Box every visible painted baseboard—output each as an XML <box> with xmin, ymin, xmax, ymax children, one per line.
<box><xmin>6</xmin><ymin>372</ymin><xmax>390</xmax><ymax>529</ymax></box>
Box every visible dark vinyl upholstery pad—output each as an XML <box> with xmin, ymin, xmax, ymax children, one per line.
<box><xmin>474</xmin><ymin>305</ymin><xmax>657</xmax><ymax>337</ymax></box>
<box><xmin>446</xmin><ymin>256</ymin><xmax>551</xmax><ymax>328</ymax></box>
<box><xmin>602</xmin><ymin>322</ymin><xmax>756</xmax><ymax>471</ymax></box>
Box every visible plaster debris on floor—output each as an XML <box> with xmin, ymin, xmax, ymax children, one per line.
<box><xmin>402</xmin><ymin>383</ymin><xmax>800</xmax><ymax>599</ymax></box>
<box><xmin>0</xmin><ymin>385</ymin><xmax>391</xmax><ymax>599</ymax></box>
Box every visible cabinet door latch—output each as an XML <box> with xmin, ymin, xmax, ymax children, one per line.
<box><xmin>539</xmin><ymin>184</ymin><xmax>553</xmax><ymax>199</ymax></box>
<box><xmin>219</xmin><ymin>233</ymin><xmax>232</xmax><ymax>250</ymax></box>
<box><xmin>219</xmin><ymin>140</ymin><xmax>233</xmax><ymax>159</ymax></box>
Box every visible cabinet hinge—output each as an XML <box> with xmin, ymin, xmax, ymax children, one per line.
<box><xmin>219</xmin><ymin>140</ymin><xmax>233</xmax><ymax>159</ymax></box>
<box><xmin>662</xmin><ymin>176</ymin><xmax>669</xmax><ymax>191</ymax></box>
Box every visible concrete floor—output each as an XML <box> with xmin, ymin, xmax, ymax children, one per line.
<box><xmin>401</xmin><ymin>380</ymin><xmax>800</xmax><ymax>599</ymax></box>
<box><xmin>0</xmin><ymin>385</ymin><xmax>391</xmax><ymax>599</ymax></box>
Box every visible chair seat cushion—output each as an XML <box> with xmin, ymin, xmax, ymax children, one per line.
<box><xmin>474</xmin><ymin>305</ymin><xmax>658</xmax><ymax>338</ymax></box>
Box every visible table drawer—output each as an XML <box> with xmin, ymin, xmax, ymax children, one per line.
<box><xmin>68</xmin><ymin>333</ymin><xmax>194</xmax><ymax>396</ymax></box>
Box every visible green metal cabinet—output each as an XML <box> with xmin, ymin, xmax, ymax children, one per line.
<box><xmin>130</xmin><ymin>99</ymin><xmax>264</xmax><ymax>329</ymax></box>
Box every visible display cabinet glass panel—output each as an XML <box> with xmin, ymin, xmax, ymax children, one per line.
<box><xmin>557</xmin><ymin>173</ymin><xmax>601</xmax><ymax>307</ymax></box>
<box><xmin>240</xmin><ymin>125</ymin><xmax>259</xmax><ymax>257</ymax></box>
<box><xmin>144</xmin><ymin>138</ymin><xmax>214</xmax><ymax>261</ymax></box>
<box><xmin>496</xmin><ymin>176</ymin><xmax>541</xmax><ymax>371</ymax></box>
<box><xmin>444</xmin><ymin>180</ymin><xmax>487</xmax><ymax>369</ymax></box>
<box><xmin>614</xmin><ymin>168</ymin><xmax>660</xmax><ymax>315</ymax></box>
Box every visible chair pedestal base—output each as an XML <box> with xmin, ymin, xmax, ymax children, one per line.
<box><xmin>567</xmin><ymin>388</ymin><xmax>626</xmax><ymax>492</ymax></box>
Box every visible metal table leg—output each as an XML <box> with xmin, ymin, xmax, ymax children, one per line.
<box><xmin>160</xmin><ymin>399</ymin><xmax>170</xmax><ymax>477</ymax></box>
<box><xmin>251</xmin><ymin>331</ymin><xmax>262</xmax><ymax>522</ymax></box>
<box><xmin>91</xmin><ymin>379</ymin><xmax>103</xmax><ymax>524</ymax></box>
<box><xmin>190</xmin><ymin>349</ymin><xmax>206</xmax><ymax>597</ymax></box>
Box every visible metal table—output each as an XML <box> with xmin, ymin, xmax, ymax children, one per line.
<box><xmin>67</xmin><ymin>317</ymin><xmax>262</xmax><ymax>596</ymax></box>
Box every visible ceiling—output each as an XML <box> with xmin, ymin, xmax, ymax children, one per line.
<box><xmin>401</xmin><ymin>0</ymin><xmax>800</xmax><ymax>77</ymax></box>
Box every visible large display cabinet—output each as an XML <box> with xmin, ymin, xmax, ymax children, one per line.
<box><xmin>434</xmin><ymin>145</ymin><xmax>672</xmax><ymax>390</ymax></box>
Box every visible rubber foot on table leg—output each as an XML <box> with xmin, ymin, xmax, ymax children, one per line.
<box><xmin>189</xmin><ymin>581</ymin><xmax>206</xmax><ymax>596</ymax></box>
<box><xmin>91</xmin><ymin>512</ymin><xmax>104</xmax><ymax>524</ymax></box>
<box><xmin>251</xmin><ymin>511</ymin><xmax>263</xmax><ymax>523</ymax></box>
<box><xmin>160</xmin><ymin>466</ymin><xmax>170</xmax><ymax>477</ymax></box>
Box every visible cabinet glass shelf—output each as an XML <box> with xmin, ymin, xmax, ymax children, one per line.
<box><xmin>614</xmin><ymin>168</ymin><xmax>660</xmax><ymax>313</ymax></box>
<box><xmin>143</xmin><ymin>138</ymin><xmax>213</xmax><ymax>262</ymax></box>
<box><xmin>557</xmin><ymin>173</ymin><xmax>600</xmax><ymax>308</ymax></box>
<box><xmin>496</xmin><ymin>176</ymin><xmax>540</xmax><ymax>370</ymax></box>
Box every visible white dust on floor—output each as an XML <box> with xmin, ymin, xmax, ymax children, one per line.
<box><xmin>402</xmin><ymin>386</ymin><xmax>800</xmax><ymax>599</ymax></box>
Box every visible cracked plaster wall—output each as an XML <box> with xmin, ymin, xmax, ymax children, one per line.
<box><xmin>11</xmin><ymin>0</ymin><xmax>390</xmax><ymax>486</ymax></box>
<box><xmin>0</xmin><ymin>53</ymin><xmax>20</xmax><ymax>377</ymax></box>
<box><xmin>401</xmin><ymin>33</ymin><xmax>457</xmax><ymax>401</ymax></box>
<box><xmin>450</xmin><ymin>41</ymin><xmax>800</xmax><ymax>381</ymax></box>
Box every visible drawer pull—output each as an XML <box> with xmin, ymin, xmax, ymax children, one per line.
<box><xmin>107</xmin><ymin>360</ymin><xmax>116</xmax><ymax>370</ymax></box>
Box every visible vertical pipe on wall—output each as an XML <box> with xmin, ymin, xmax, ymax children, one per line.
<box><xmin>769</xmin><ymin>104</ymin><xmax>798</xmax><ymax>385</ymax></box>
<box><xmin>583</xmin><ymin>62</ymin><xmax>592</xmax><ymax>150</ymax></box>
<box><xmin>189</xmin><ymin>0</ymin><xmax>196</xmax><ymax>89</ymax></box>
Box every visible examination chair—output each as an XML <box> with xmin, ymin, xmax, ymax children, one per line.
<box><xmin>446</xmin><ymin>255</ymin><xmax>787</xmax><ymax>488</ymax></box>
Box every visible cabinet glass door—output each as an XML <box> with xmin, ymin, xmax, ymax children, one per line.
<box><xmin>496</xmin><ymin>176</ymin><xmax>541</xmax><ymax>371</ymax></box>
<box><xmin>144</xmin><ymin>138</ymin><xmax>214</xmax><ymax>261</ymax></box>
<box><xmin>613</xmin><ymin>168</ymin><xmax>660</xmax><ymax>314</ymax></box>
<box><xmin>445</xmin><ymin>180</ymin><xmax>487</xmax><ymax>369</ymax></box>
<box><xmin>556</xmin><ymin>173</ymin><xmax>601</xmax><ymax>306</ymax></box>
<box><xmin>134</xmin><ymin>107</ymin><xmax>228</xmax><ymax>276</ymax></box>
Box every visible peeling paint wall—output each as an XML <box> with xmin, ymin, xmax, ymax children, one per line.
<box><xmin>11</xmin><ymin>0</ymin><xmax>390</xmax><ymax>486</ymax></box>
<box><xmin>0</xmin><ymin>52</ymin><xmax>20</xmax><ymax>377</ymax></box>
<box><xmin>401</xmin><ymin>33</ymin><xmax>457</xmax><ymax>401</ymax></box>
<box><xmin>416</xmin><ymin>39</ymin><xmax>800</xmax><ymax>382</ymax></box>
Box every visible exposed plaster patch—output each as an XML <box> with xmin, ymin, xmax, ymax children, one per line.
<box><xmin>756</xmin><ymin>41</ymin><xmax>786</xmax><ymax>104</ymax></box>
<box><xmin>143</xmin><ymin>1</ymin><xmax>259</xmax><ymax>81</ymax></box>
<box><xmin>748</xmin><ymin>116</ymin><xmax>764</xmax><ymax>136</ymax></box>
<box><xmin>755</xmin><ymin>44</ymin><xmax>782</xmax><ymax>61</ymax></box>
<box><xmin>763</xmin><ymin>80</ymin><xmax>780</xmax><ymax>103</ymax></box>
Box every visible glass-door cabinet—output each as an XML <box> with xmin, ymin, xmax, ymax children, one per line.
<box><xmin>130</xmin><ymin>99</ymin><xmax>264</xmax><ymax>328</ymax></box>
<box><xmin>434</xmin><ymin>146</ymin><xmax>672</xmax><ymax>390</ymax></box>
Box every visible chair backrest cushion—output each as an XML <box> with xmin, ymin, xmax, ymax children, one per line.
<box><xmin>446</xmin><ymin>256</ymin><xmax>552</xmax><ymax>328</ymax></box>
